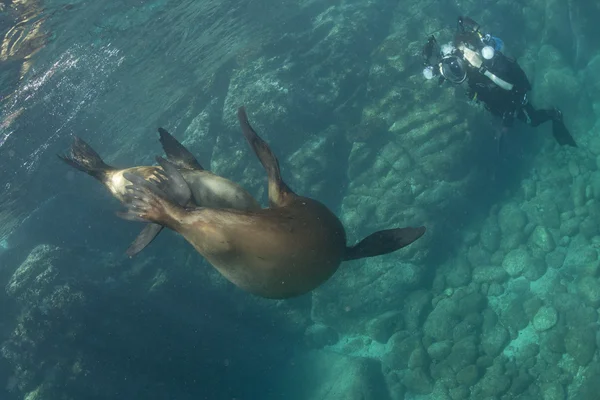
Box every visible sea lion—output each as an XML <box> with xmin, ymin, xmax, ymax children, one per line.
<box><xmin>117</xmin><ymin>106</ymin><xmax>426</xmax><ymax>299</ymax></box>
<box><xmin>58</xmin><ymin>128</ymin><xmax>260</xmax><ymax>256</ymax></box>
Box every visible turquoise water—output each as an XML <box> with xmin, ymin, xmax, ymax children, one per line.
<box><xmin>1</xmin><ymin>0</ymin><xmax>600</xmax><ymax>399</ymax></box>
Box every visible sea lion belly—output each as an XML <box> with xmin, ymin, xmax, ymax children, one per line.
<box><xmin>180</xmin><ymin>198</ymin><xmax>347</xmax><ymax>299</ymax></box>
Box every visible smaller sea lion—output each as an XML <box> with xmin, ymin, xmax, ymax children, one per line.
<box><xmin>116</xmin><ymin>106</ymin><xmax>426</xmax><ymax>299</ymax></box>
<box><xmin>58</xmin><ymin>128</ymin><xmax>260</xmax><ymax>256</ymax></box>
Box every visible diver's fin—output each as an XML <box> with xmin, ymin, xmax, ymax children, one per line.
<box><xmin>551</xmin><ymin>119</ymin><xmax>577</xmax><ymax>147</ymax></box>
<box><xmin>125</xmin><ymin>223</ymin><xmax>164</xmax><ymax>257</ymax></box>
<box><xmin>158</xmin><ymin>128</ymin><xmax>204</xmax><ymax>171</ymax></box>
<box><xmin>57</xmin><ymin>136</ymin><xmax>115</xmax><ymax>182</ymax></box>
<box><xmin>237</xmin><ymin>106</ymin><xmax>294</xmax><ymax>207</ymax></box>
<box><xmin>343</xmin><ymin>226</ymin><xmax>426</xmax><ymax>261</ymax></box>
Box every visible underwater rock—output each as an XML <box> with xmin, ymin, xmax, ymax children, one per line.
<box><xmin>487</xmin><ymin>283</ymin><xmax>504</xmax><ymax>296</ymax></box>
<box><xmin>5</xmin><ymin>244</ymin><xmax>67</xmax><ymax>301</ymax></box>
<box><xmin>563</xmin><ymin>304</ymin><xmax>597</xmax><ymax>328</ymax></box>
<box><xmin>455</xmin><ymin>364</ymin><xmax>479</xmax><ymax>386</ymax></box>
<box><xmin>446</xmin><ymin>336</ymin><xmax>479</xmax><ymax>372</ymax></box>
<box><xmin>455</xmin><ymin>292</ymin><xmax>487</xmax><ymax>317</ymax></box>
<box><xmin>426</xmin><ymin>341</ymin><xmax>452</xmax><ymax>361</ymax></box>
<box><xmin>471</xmin><ymin>265</ymin><xmax>508</xmax><ymax>284</ymax></box>
<box><xmin>563</xmin><ymin>245</ymin><xmax>597</xmax><ymax>272</ymax></box>
<box><xmin>523</xmin><ymin>297</ymin><xmax>543</xmax><ymax>321</ymax></box>
<box><xmin>499</xmin><ymin>297</ymin><xmax>530</xmax><ymax>337</ymax></box>
<box><xmin>523</xmin><ymin>256</ymin><xmax>547</xmax><ymax>281</ymax></box>
<box><xmin>467</xmin><ymin>245</ymin><xmax>491</xmax><ymax>268</ymax></box>
<box><xmin>560</xmin><ymin>217</ymin><xmax>580</xmax><ymax>237</ymax></box>
<box><xmin>565</xmin><ymin>327</ymin><xmax>596</xmax><ymax>366</ymax></box>
<box><xmin>444</xmin><ymin>257</ymin><xmax>472</xmax><ymax>288</ymax></box>
<box><xmin>452</xmin><ymin>313</ymin><xmax>482</xmax><ymax>342</ymax></box>
<box><xmin>365</xmin><ymin>310</ymin><xmax>403</xmax><ymax>344</ymax></box>
<box><xmin>509</xmin><ymin>371</ymin><xmax>535</xmax><ymax>397</ymax></box>
<box><xmin>311</xmin><ymin>258</ymin><xmax>426</xmax><ymax>334</ymax></box>
<box><xmin>523</xmin><ymin>198</ymin><xmax>561</xmax><ymax>230</ymax></box>
<box><xmin>572</xmin><ymin>176</ymin><xmax>588</xmax><ymax>209</ymax></box>
<box><xmin>305</xmin><ymin>323</ymin><xmax>339</xmax><ymax>348</ymax></box>
<box><xmin>278</xmin><ymin>349</ymin><xmax>391</xmax><ymax>400</ymax></box>
<box><xmin>423</xmin><ymin>298</ymin><xmax>458</xmax><ymax>342</ymax></box>
<box><xmin>540</xmin><ymin>327</ymin><xmax>566</xmax><ymax>355</ymax></box>
<box><xmin>481</xmin><ymin>324</ymin><xmax>509</xmax><ymax>357</ymax></box>
<box><xmin>471</xmin><ymin>361</ymin><xmax>511</xmax><ymax>398</ymax></box>
<box><xmin>403</xmin><ymin>367</ymin><xmax>433</xmax><ymax>395</ymax></box>
<box><xmin>530</xmin><ymin>226</ymin><xmax>556</xmax><ymax>252</ymax></box>
<box><xmin>540</xmin><ymin>382</ymin><xmax>565</xmax><ymax>400</ymax></box>
<box><xmin>502</xmin><ymin>247</ymin><xmax>531</xmax><ymax>277</ymax></box>
<box><xmin>382</xmin><ymin>331</ymin><xmax>422</xmax><ymax>372</ymax></box>
<box><xmin>532</xmin><ymin>306</ymin><xmax>558</xmax><ymax>332</ymax></box>
<box><xmin>402</xmin><ymin>290</ymin><xmax>432</xmax><ymax>333</ymax></box>
<box><xmin>580</xmin><ymin>217</ymin><xmax>599</xmax><ymax>239</ymax></box>
<box><xmin>501</xmin><ymin>231</ymin><xmax>528</xmax><ymax>252</ymax></box>
<box><xmin>545</xmin><ymin>248</ymin><xmax>566</xmax><ymax>269</ymax></box>
<box><xmin>498</xmin><ymin>203</ymin><xmax>528</xmax><ymax>234</ymax></box>
<box><xmin>574</xmin><ymin>361</ymin><xmax>600</xmax><ymax>399</ymax></box>
<box><xmin>576</xmin><ymin>275</ymin><xmax>600</xmax><ymax>307</ymax></box>
<box><xmin>448</xmin><ymin>385</ymin><xmax>469</xmax><ymax>400</ymax></box>
<box><xmin>2</xmin><ymin>245</ymin><xmax>90</xmax><ymax>394</ymax></box>
<box><xmin>480</xmin><ymin>217</ymin><xmax>501</xmax><ymax>253</ymax></box>
<box><xmin>407</xmin><ymin>346</ymin><xmax>429</xmax><ymax>370</ymax></box>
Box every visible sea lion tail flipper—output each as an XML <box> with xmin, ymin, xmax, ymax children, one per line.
<box><xmin>343</xmin><ymin>226</ymin><xmax>426</xmax><ymax>261</ymax></box>
<box><xmin>157</xmin><ymin>128</ymin><xmax>205</xmax><ymax>170</ymax></box>
<box><xmin>116</xmin><ymin>157</ymin><xmax>189</xmax><ymax>228</ymax></box>
<box><xmin>125</xmin><ymin>223</ymin><xmax>164</xmax><ymax>257</ymax></box>
<box><xmin>236</xmin><ymin>106</ymin><xmax>294</xmax><ymax>206</ymax></box>
<box><xmin>57</xmin><ymin>136</ymin><xmax>114</xmax><ymax>182</ymax></box>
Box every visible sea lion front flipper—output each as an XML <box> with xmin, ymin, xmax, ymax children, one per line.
<box><xmin>237</xmin><ymin>106</ymin><xmax>295</xmax><ymax>207</ymax></box>
<box><xmin>116</xmin><ymin>156</ymin><xmax>190</xmax><ymax>227</ymax></box>
<box><xmin>154</xmin><ymin>155</ymin><xmax>192</xmax><ymax>206</ymax></box>
<box><xmin>158</xmin><ymin>128</ymin><xmax>204</xmax><ymax>170</ymax></box>
<box><xmin>125</xmin><ymin>223</ymin><xmax>164</xmax><ymax>257</ymax></box>
<box><xmin>343</xmin><ymin>226</ymin><xmax>426</xmax><ymax>261</ymax></box>
<box><xmin>123</xmin><ymin>156</ymin><xmax>191</xmax><ymax>256</ymax></box>
<box><xmin>117</xmin><ymin>165</ymin><xmax>187</xmax><ymax>230</ymax></box>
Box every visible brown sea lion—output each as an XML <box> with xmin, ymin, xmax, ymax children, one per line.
<box><xmin>58</xmin><ymin>128</ymin><xmax>260</xmax><ymax>256</ymax></box>
<box><xmin>116</xmin><ymin>106</ymin><xmax>426</xmax><ymax>299</ymax></box>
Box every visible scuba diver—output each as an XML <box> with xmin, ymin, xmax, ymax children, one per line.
<box><xmin>421</xmin><ymin>16</ymin><xmax>577</xmax><ymax>148</ymax></box>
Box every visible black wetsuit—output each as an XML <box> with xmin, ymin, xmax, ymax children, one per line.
<box><xmin>464</xmin><ymin>51</ymin><xmax>576</xmax><ymax>146</ymax></box>
<box><xmin>465</xmin><ymin>52</ymin><xmax>555</xmax><ymax>127</ymax></box>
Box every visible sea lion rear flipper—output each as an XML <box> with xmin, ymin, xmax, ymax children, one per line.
<box><xmin>237</xmin><ymin>106</ymin><xmax>294</xmax><ymax>206</ymax></box>
<box><xmin>343</xmin><ymin>226</ymin><xmax>426</xmax><ymax>261</ymax></box>
<box><xmin>57</xmin><ymin>136</ymin><xmax>114</xmax><ymax>182</ymax></box>
<box><xmin>158</xmin><ymin>128</ymin><xmax>204</xmax><ymax>170</ymax></box>
<box><xmin>126</xmin><ymin>223</ymin><xmax>164</xmax><ymax>257</ymax></box>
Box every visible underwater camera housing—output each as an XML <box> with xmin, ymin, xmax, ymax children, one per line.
<box><xmin>421</xmin><ymin>35</ymin><xmax>466</xmax><ymax>84</ymax></box>
<box><xmin>421</xmin><ymin>16</ymin><xmax>506</xmax><ymax>84</ymax></box>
